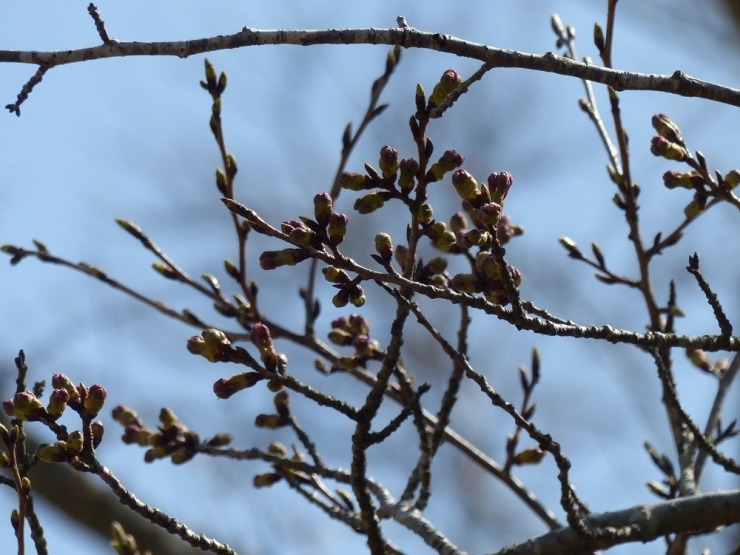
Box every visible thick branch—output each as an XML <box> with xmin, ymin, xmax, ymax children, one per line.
<box><xmin>494</xmin><ymin>489</ymin><xmax>740</xmax><ymax>555</ymax></box>
<box><xmin>3</xmin><ymin>26</ymin><xmax>740</xmax><ymax>107</ymax></box>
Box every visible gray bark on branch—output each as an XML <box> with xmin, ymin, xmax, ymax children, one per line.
<box><xmin>495</xmin><ymin>489</ymin><xmax>740</xmax><ymax>555</ymax></box>
<box><xmin>3</xmin><ymin>25</ymin><xmax>740</xmax><ymax>107</ymax></box>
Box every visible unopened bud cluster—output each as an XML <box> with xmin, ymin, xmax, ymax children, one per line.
<box><xmin>650</xmin><ymin>113</ymin><xmax>739</xmax><ymax>220</ymax></box>
<box><xmin>113</xmin><ymin>404</ymin><xmax>232</xmax><ymax>465</ymax></box>
<box><xmin>3</xmin><ymin>374</ymin><xmax>109</xmax><ymax>464</ymax></box>
<box><xmin>326</xmin><ymin>314</ymin><xmax>380</xmax><ymax>371</ymax></box>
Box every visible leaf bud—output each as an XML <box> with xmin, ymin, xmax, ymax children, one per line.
<box><xmin>215</xmin><ymin>168</ymin><xmax>227</xmax><ymax>195</ymax></box>
<box><xmin>558</xmin><ymin>237</ymin><xmax>584</xmax><ymax>259</ymax></box>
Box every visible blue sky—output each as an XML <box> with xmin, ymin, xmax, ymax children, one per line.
<box><xmin>2</xmin><ymin>2</ymin><xmax>740</xmax><ymax>554</ymax></box>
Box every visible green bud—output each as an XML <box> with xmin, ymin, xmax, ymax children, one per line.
<box><xmin>254</xmin><ymin>414</ymin><xmax>289</xmax><ymax>429</ymax></box>
<box><xmin>111</xmin><ymin>405</ymin><xmax>141</xmax><ymax>427</ymax></box>
<box><xmin>650</xmin><ymin>136</ymin><xmax>687</xmax><ymax>161</ymax></box>
<box><xmin>417</xmin><ymin>203</ymin><xmax>433</xmax><ymax>224</ymax></box>
<box><xmin>328</xmin><ymin>329</ymin><xmax>354</xmax><ymax>346</ymax></box>
<box><xmin>513</xmin><ymin>447</ymin><xmax>545</xmax><ymax>465</ymax></box>
<box><xmin>427</xmin><ymin>150</ymin><xmax>464</xmax><ymax>182</ymax></box>
<box><xmin>215</xmin><ymin>168</ymin><xmax>227</xmax><ymax>195</ymax></box>
<box><xmin>348</xmin><ymin>286</ymin><xmax>366</xmax><ymax>307</ymax></box>
<box><xmin>259</xmin><ymin>248</ymin><xmax>311</xmax><ymax>270</ymax></box>
<box><xmin>47</xmin><ymin>388</ymin><xmax>69</xmax><ymax>419</ymax></box>
<box><xmin>684</xmin><ymin>200</ymin><xmax>704</xmax><ymax>220</ymax></box>
<box><xmin>398</xmin><ymin>158</ymin><xmax>419</xmax><ymax>193</ymax></box>
<box><xmin>651</xmin><ymin>114</ymin><xmax>683</xmax><ymax>144</ymax></box>
<box><xmin>224</xmin><ymin>259</ymin><xmax>239</xmax><ymax>280</ymax></box>
<box><xmin>204</xmin><ymin>59</ymin><xmax>217</xmax><ymax>86</ymax></box>
<box><xmin>429</xmin><ymin>69</ymin><xmax>461</xmax><ymax>106</ymax></box>
<box><xmin>327</xmin><ymin>213</ymin><xmax>349</xmax><ymax>245</ymax></box>
<box><xmin>36</xmin><ymin>443</ymin><xmax>67</xmax><ymax>463</ymax></box>
<box><xmin>268</xmin><ymin>441</ymin><xmax>287</xmax><ymax>457</ymax></box>
<box><xmin>322</xmin><ymin>265</ymin><xmax>350</xmax><ymax>284</ymax></box>
<box><xmin>451</xmin><ymin>169</ymin><xmax>480</xmax><ymax>201</ymax></box>
<box><xmin>663</xmin><ymin>170</ymin><xmax>691</xmax><ymax>190</ymax></box>
<box><xmin>13</xmin><ymin>392</ymin><xmax>44</xmax><ymax>419</ymax></box>
<box><xmin>379</xmin><ymin>146</ymin><xmax>399</xmax><ymax>178</ymax></box>
<box><xmin>332</xmin><ymin>289</ymin><xmax>350</xmax><ymax>308</ymax></box>
<box><xmin>476</xmin><ymin>253</ymin><xmax>500</xmax><ymax>280</ymax></box>
<box><xmin>151</xmin><ymin>263</ymin><xmax>178</xmax><ymax>280</ymax></box>
<box><xmin>559</xmin><ymin>237</ymin><xmax>584</xmax><ymax>259</ymax></box>
<box><xmin>91</xmin><ymin>421</ymin><xmax>104</xmax><ymax>448</ymax></box>
<box><xmin>338</xmin><ymin>172</ymin><xmax>370</xmax><ymax>191</ymax></box>
<box><xmin>394</xmin><ymin>244</ymin><xmax>408</xmax><ymax>268</ymax></box>
<box><xmin>187</xmin><ymin>329</ymin><xmax>232</xmax><ymax>363</ymax></box>
<box><xmin>450</xmin><ymin>273</ymin><xmax>485</xmax><ymax>294</ymax></box>
<box><xmin>593</xmin><ymin>23</ymin><xmax>605</xmax><ymax>53</ymax></box>
<box><xmin>426</xmin><ymin>257</ymin><xmax>448</xmax><ymax>275</ymax></box>
<box><xmin>347</xmin><ymin>314</ymin><xmax>370</xmax><ymax>335</ymax></box>
<box><xmin>207</xmin><ymin>433</ymin><xmax>232</xmax><ymax>447</ymax></box>
<box><xmin>477</xmin><ymin>202</ymin><xmax>502</xmax><ymax>227</ymax></box>
<box><xmin>67</xmin><ymin>430</ymin><xmax>84</xmax><ymax>455</ymax></box>
<box><xmin>170</xmin><ymin>448</ymin><xmax>196</xmax><ymax>465</ymax></box>
<box><xmin>374</xmin><ymin>233</ymin><xmax>394</xmax><ymax>261</ymax></box>
<box><xmin>724</xmin><ymin>169</ymin><xmax>740</xmax><ymax>189</ymax></box>
<box><xmin>83</xmin><ymin>384</ymin><xmax>107</xmax><ymax>416</ymax></box>
<box><xmin>433</xmin><ymin>231</ymin><xmax>457</xmax><ymax>252</ymax></box>
<box><xmin>289</xmin><ymin>227</ymin><xmax>318</xmax><ymax>249</ymax></box>
<box><xmin>250</xmin><ymin>323</ymin><xmax>274</xmax><ymax>355</ymax></box>
<box><xmin>313</xmin><ymin>193</ymin><xmax>333</xmax><ymax>227</ymax></box>
<box><xmin>354</xmin><ymin>191</ymin><xmax>386</xmax><ymax>215</ymax></box>
<box><xmin>274</xmin><ymin>391</ymin><xmax>290</xmax><ymax>417</ymax></box>
<box><xmin>253</xmin><ymin>472</ymin><xmax>283</xmax><ymax>488</ymax></box>
<box><xmin>212</xmin><ymin>372</ymin><xmax>264</xmax><ymax>399</ymax></box>
<box><xmin>449</xmin><ymin>212</ymin><xmax>467</xmax><ymax>233</ymax></box>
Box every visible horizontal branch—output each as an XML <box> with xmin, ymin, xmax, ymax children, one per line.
<box><xmin>495</xmin><ymin>489</ymin><xmax>740</xmax><ymax>555</ymax></box>
<box><xmin>3</xmin><ymin>24</ymin><xmax>740</xmax><ymax>108</ymax></box>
